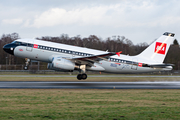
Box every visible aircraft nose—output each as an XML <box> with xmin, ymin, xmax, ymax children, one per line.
<box><xmin>3</xmin><ymin>44</ymin><xmax>15</xmax><ymax>55</ymax></box>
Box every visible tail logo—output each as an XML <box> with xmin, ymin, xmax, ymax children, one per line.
<box><xmin>154</xmin><ymin>42</ymin><xmax>167</xmax><ymax>55</ymax></box>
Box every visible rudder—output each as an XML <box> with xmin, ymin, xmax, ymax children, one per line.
<box><xmin>137</xmin><ymin>32</ymin><xmax>175</xmax><ymax>63</ymax></box>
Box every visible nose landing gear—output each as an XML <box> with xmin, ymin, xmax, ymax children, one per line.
<box><xmin>24</xmin><ymin>58</ymin><xmax>30</xmax><ymax>70</ymax></box>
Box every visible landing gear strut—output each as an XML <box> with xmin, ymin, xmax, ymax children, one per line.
<box><xmin>24</xmin><ymin>58</ymin><xmax>30</xmax><ymax>70</ymax></box>
<box><xmin>77</xmin><ymin>65</ymin><xmax>87</xmax><ymax>80</ymax></box>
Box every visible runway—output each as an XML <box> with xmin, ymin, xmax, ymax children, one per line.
<box><xmin>1</xmin><ymin>81</ymin><xmax>180</xmax><ymax>89</ymax></box>
<box><xmin>0</xmin><ymin>75</ymin><xmax>180</xmax><ymax>78</ymax></box>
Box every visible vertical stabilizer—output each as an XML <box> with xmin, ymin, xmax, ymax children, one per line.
<box><xmin>137</xmin><ymin>32</ymin><xmax>175</xmax><ymax>63</ymax></box>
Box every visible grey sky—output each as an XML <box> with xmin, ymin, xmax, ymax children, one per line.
<box><xmin>0</xmin><ymin>0</ymin><xmax>180</xmax><ymax>44</ymax></box>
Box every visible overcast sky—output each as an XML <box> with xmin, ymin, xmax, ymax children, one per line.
<box><xmin>0</xmin><ymin>0</ymin><xmax>180</xmax><ymax>44</ymax></box>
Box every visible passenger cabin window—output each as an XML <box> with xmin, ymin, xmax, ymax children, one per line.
<box><xmin>27</xmin><ymin>43</ymin><xmax>33</xmax><ymax>47</ymax></box>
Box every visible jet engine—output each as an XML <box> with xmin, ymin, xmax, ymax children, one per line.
<box><xmin>47</xmin><ymin>57</ymin><xmax>75</xmax><ymax>71</ymax></box>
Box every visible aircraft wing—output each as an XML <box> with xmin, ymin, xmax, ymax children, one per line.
<box><xmin>70</xmin><ymin>52</ymin><xmax>121</xmax><ymax>65</ymax></box>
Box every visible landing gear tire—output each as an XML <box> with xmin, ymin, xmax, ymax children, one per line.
<box><xmin>24</xmin><ymin>66</ymin><xmax>28</xmax><ymax>70</ymax></box>
<box><xmin>77</xmin><ymin>73</ymin><xmax>87</xmax><ymax>80</ymax></box>
<box><xmin>77</xmin><ymin>74</ymin><xmax>82</xmax><ymax>80</ymax></box>
<box><xmin>81</xmin><ymin>73</ymin><xmax>87</xmax><ymax>80</ymax></box>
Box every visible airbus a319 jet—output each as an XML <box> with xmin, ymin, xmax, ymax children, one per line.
<box><xmin>3</xmin><ymin>32</ymin><xmax>175</xmax><ymax>80</ymax></box>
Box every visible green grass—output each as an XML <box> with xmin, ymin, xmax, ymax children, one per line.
<box><xmin>0</xmin><ymin>89</ymin><xmax>180</xmax><ymax>120</ymax></box>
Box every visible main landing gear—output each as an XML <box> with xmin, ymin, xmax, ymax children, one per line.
<box><xmin>77</xmin><ymin>73</ymin><xmax>87</xmax><ymax>80</ymax></box>
<box><xmin>24</xmin><ymin>58</ymin><xmax>30</xmax><ymax>70</ymax></box>
<box><xmin>77</xmin><ymin>65</ymin><xmax>87</xmax><ymax>80</ymax></box>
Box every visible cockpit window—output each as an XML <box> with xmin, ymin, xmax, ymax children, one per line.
<box><xmin>12</xmin><ymin>41</ymin><xmax>22</xmax><ymax>45</ymax></box>
<box><xmin>163</xmin><ymin>32</ymin><xmax>175</xmax><ymax>37</ymax></box>
<box><xmin>21</xmin><ymin>42</ymin><xmax>27</xmax><ymax>46</ymax></box>
<box><xmin>11</xmin><ymin>41</ymin><xmax>28</xmax><ymax>46</ymax></box>
<box><xmin>12</xmin><ymin>41</ymin><xmax>17</xmax><ymax>44</ymax></box>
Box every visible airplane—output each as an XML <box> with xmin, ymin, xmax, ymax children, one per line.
<box><xmin>3</xmin><ymin>32</ymin><xmax>175</xmax><ymax>80</ymax></box>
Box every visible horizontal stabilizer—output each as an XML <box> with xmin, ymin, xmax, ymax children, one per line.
<box><xmin>147</xmin><ymin>63</ymin><xmax>174</xmax><ymax>68</ymax></box>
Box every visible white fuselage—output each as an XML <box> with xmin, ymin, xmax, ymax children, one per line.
<box><xmin>11</xmin><ymin>39</ymin><xmax>170</xmax><ymax>73</ymax></box>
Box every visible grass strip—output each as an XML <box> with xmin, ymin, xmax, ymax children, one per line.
<box><xmin>0</xmin><ymin>89</ymin><xmax>180</xmax><ymax>120</ymax></box>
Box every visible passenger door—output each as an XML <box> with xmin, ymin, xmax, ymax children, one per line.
<box><xmin>26</xmin><ymin>40</ymin><xmax>34</xmax><ymax>52</ymax></box>
<box><xmin>131</xmin><ymin>58</ymin><xmax>138</xmax><ymax>70</ymax></box>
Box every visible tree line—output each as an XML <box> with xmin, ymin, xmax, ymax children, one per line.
<box><xmin>0</xmin><ymin>33</ymin><xmax>180</xmax><ymax>70</ymax></box>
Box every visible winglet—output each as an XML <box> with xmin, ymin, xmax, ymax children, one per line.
<box><xmin>116</xmin><ymin>51</ymin><xmax>122</xmax><ymax>57</ymax></box>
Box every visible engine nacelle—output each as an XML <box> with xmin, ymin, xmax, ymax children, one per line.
<box><xmin>47</xmin><ymin>57</ymin><xmax>75</xmax><ymax>71</ymax></box>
